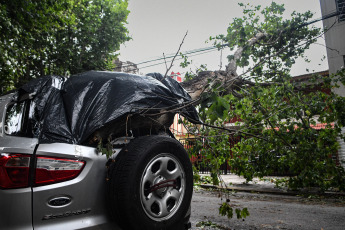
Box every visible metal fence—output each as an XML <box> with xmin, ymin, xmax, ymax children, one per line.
<box><xmin>179</xmin><ymin>137</ymin><xmax>240</xmax><ymax>175</ymax></box>
<box><xmin>180</xmin><ymin>132</ymin><xmax>342</xmax><ymax>176</ymax></box>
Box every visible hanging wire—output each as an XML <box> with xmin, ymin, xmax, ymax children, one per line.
<box><xmin>120</xmin><ymin>10</ymin><xmax>342</xmax><ymax>71</ymax></box>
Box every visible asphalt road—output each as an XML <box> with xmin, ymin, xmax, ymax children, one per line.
<box><xmin>190</xmin><ymin>189</ymin><xmax>345</xmax><ymax>230</ymax></box>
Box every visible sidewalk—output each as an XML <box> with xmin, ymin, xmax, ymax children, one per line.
<box><xmin>198</xmin><ymin>174</ymin><xmax>345</xmax><ymax>196</ymax></box>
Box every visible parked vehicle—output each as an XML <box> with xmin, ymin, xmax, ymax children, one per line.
<box><xmin>0</xmin><ymin>71</ymin><xmax>199</xmax><ymax>230</ymax></box>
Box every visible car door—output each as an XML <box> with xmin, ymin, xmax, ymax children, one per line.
<box><xmin>31</xmin><ymin>143</ymin><xmax>120</xmax><ymax>230</ymax></box>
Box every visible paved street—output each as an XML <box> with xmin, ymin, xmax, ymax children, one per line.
<box><xmin>190</xmin><ymin>189</ymin><xmax>345</xmax><ymax>230</ymax></box>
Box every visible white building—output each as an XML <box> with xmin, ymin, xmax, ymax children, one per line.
<box><xmin>320</xmin><ymin>0</ymin><xmax>345</xmax><ymax>95</ymax></box>
<box><xmin>320</xmin><ymin>0</ymin><xmax>345</xmax><ymax>167</ymax></box>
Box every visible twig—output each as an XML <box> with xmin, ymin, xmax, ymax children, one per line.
<box><xmin>163</xmin><ymin>31</ymin><xmax>188</xmax><ymax>79</ymax></box>
<box><xmin>138</xmin><ymin>97</ymin><xmax>201</xmax><ymax>116</ymax></box>
<box><xmin>219</xmin><ymin>41</ymin><xmax>223</xmax><ymax>70</ymax></box>
<box><xmin>163</xmin><ymin>53</ymin><xmax>168</xmax><ymax>71</ymax></box>
<box><xmin>200</xmin><ymin>122</ymin><xmax>269</xmax><ymax>142</ymax></box>
<box><xmin>125</xmin><ymin>114</ymin><xmax>130</xmax><ymax>137</ymax></box>
<box><xmin>255</xmin><ymin>100</ymin><xmax>294</xmax><ymax>150</ymax></box>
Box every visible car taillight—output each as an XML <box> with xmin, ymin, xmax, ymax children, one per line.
<box><xmin>0</xmin><ymin>154</ymin><xmax>30</xmax><ymax>189</ymax></box>
<box><xmin>35</xmin><ymin>157</ymin><xmax>85</xmax><ymax>186</ymax></box>
<box><xmin>0</xmin><ymin>153</ymin><xmax>85</xmax><ymax>189</ymax></box>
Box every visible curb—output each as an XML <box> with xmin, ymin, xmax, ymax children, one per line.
<box><xmin>199</xmin><ymin>184</ymin><xmax>345</xmax><ymax>197</ymax></box>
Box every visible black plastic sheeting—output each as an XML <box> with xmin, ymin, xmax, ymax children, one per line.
<box><xmin>17</xmin><ymin>71</ymin><xmax>200</xmax><ymax>144</ymax></box>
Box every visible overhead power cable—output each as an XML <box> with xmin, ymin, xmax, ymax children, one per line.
<box><xmin>300</xmin><ymin>10</ymin><xmax>342</xmax><ymax>27</ymax></box>
<box><xmin>120</xmin><ymin>44</ymin><xmax>228</xmax><ymax>69</ymax></box>
<box><xmin>140</xmin><ymin>48</ymin><xmax>218</xmax><ymax>70</ymax></box>
<box><xmin>120</xmin><ymin>10</ymin><xmax>342</xmax><ymax>70</ymax></box>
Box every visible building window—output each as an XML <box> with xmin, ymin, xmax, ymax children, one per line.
<box><xmin>337</xmin><ymin>0</ymin><xmax>345</xmax><ymax>22</ymax></box>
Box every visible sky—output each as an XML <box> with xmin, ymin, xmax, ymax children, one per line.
<box><xmin>118</xmin><ymin>0</ymin><xmax>328</xmax><ymax>77</ymax></box>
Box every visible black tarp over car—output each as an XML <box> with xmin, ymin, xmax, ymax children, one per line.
<box><xmin>16</xmin><ymin>71</ymin><xmax>200</xmax><ymax>144</ymax></box>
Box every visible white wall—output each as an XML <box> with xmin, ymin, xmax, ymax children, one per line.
<box><xmin>320</xmin><ymin>0</ymin><xmax>345</xmax><ymax>167</ymax></box>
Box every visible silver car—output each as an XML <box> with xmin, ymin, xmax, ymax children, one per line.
<box><xmin>0</xmin><ymin>72</ymin><xmax>196</xmax><ymax>230</ymax></box>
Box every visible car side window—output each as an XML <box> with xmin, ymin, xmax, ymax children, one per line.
<box><xmin>4</xmin><ymin>100</ymin><xmax>34</xmax><ymax>137</ymax></box>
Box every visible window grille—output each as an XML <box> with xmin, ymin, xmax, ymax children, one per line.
<box><xmin>337</xmin><ymin>0</ymin><xmax>345</xmax><ymax>22</ymax></box>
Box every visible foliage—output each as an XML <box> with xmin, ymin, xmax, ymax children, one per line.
<box><xmin>179</xmin><ymin>53</ymin><xmax>208</xmax><ymax>81</ymax></box>
<box><xmin>195</xmin><ymin>221</ymin><xmax>222</xmax><ymax>229</ymax></box>
<box><xmin>0</xmin><ymin>0</ymin><xmax>130</xmax><ymax>94</ymax></box>
<box><xmin>211</xmin><ymin>2</ymin><xmax>320</xmax><ymax>79</ymax></box>
<box><xmin>228</xmin><ymin>70</ymin><xmax>345</xmax><ymax>191</ymax></box>
<box><xmin>219</xmin><ymin>202</ymin><xmax>249</xmax><ymax>219</ymax></box>
<box><xmin>97</xmin><ymin>136</ymin><xmax>114</xmax><ymax>158</ymax></box>
<box><xmin>186</xmin><ymin>2</ymin><xmax>345</xmax><ymax>192</ymax></box>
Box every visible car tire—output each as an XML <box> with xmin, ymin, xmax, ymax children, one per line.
<box><xmin>106</xmin><ymin>135</ymin><xmax>193</xmax><ymax>230</ymax></box>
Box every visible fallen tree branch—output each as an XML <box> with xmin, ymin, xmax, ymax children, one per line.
<box><xmin>181</xmin><ymin>32</ymin><xmax>268</xmax><ymax>100</ymax></box>
<box><xmin>163</xmin><ymin>31</ymin><xmax>188</xmax><ymax>79</ymax></box>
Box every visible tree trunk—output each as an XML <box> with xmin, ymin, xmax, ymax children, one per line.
<box><xmin>180</xmin><ymin>33</ymin><xmax>267</xmax><ymax>101</ymax></box>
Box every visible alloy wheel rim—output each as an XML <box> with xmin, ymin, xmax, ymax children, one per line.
<box><xmin>140</xmin><ymin>153</ymin><xmax>185</xmax><ymax>221</ymax></box>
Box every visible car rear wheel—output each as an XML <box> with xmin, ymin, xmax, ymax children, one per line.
<box><xmin>106</xmin><ymin>135</ymin><xmax>193</xmax><ymax>230</ymax></box>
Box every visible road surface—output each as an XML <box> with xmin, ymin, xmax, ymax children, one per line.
<box><xmin>190</xmin><ymin>189</ymin><xmax>345</xmax><ymax>230</ymax></box>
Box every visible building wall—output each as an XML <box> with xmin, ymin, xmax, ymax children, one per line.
<box><xmin>170</xmin><ymin>114</ymin><xmax>189</xmax><ymax>140</ymax></box>
<box><xmin>320</xmin><ymin>0</ymin><xmax>345</xmax><ymax>96</ymax></box>
<box><xmin>168</xmin><ymin>72</ymin><xmax>190</xmax><ymax>140</ymax></box>
<box><xmin>113</xmin><ymin>59</ymin><xmax>139</xmax><ymax>74</ymax></box>
<box><xmin>320</xmin><ymin>0</ymin><xmax>345</xmax><ymax>167</ymax></box>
